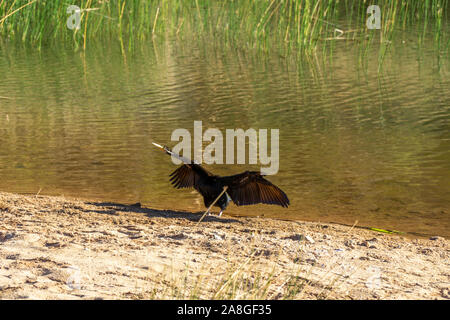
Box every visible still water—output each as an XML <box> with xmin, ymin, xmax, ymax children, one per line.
<box><xmin>0</xmin><ymin>38</ymin><xmax>449</xmax><ymax>238</ymax></box>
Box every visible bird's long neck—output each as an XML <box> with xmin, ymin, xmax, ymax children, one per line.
<box><xmin>153</xmin><ymin>143</ymin><xmax>198</xmax><ymax>165</ymax></box>
<box><xmin>165</xmin><ymin>146</ymin><xmax>196</xmax><ymax>164</ymax></box>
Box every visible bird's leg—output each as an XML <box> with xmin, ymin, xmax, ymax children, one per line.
<box><xmin>218</xmin><ymin>210</ymin><xmax>223</xmax><ymax>217</ymax></box>
<box><xmin>197</xmin><ymin>186</ymin><xmax>228</xmax><ymax>224</ymax></box>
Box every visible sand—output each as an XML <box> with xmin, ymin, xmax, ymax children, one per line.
<box><xmin>0</xmin><ymin>191</ymin><xmax>448</xmax><ymax>300</ymax></box>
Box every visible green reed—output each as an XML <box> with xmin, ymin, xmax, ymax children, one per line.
<box><xmin>0</xmin><ymin>0</ymin><xmax>448</xmax><ymax>57</ymax></box>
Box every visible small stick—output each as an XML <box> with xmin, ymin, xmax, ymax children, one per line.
<box><xmin>197</xmin><ymin>186</ymin><xmax>228</xmax><ymax>224</ymax></box>
<box><xmin>152</xmin><ymin>7</ymin><xmax>160</xmax><ymax>36</ymax></box>
<box><xmin>346</xmin><ymin>220</ymin><xmax>359</xmax><ymax>235</ymax></box>
<box><xmin>0</xmin><ymin>0</ymin><xmax>38</xmax><ymax>24</ymax></box>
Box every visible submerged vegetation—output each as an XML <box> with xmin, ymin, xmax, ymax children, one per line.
<box><xmin>0</xmin><ymin>0</ymin><xmax>448</xmax><ymax>56</ymax></box>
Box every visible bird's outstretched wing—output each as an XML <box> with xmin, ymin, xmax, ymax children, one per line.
<box><xmin>169</xmin><ymin>164</ymin><xmax>212</xmax><ymax>190</ymax></box>
<box><xmin>221</xmin><ymin>171</ymin><xmax>290</xmax><ymax>208</ymax></box>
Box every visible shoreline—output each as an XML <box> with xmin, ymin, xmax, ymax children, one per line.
<box><xmin>0</xmin><ymin>191</ymin><xmax>448</xmax><ymax>299</ymax></box>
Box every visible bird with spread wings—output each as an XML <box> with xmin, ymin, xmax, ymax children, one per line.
<box><xmin>153</xmin><ymin>143</ymin><xmax>289</xmax><ymax>217</ymax></box>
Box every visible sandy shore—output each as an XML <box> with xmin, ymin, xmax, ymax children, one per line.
<box><xmin>0</xmin><ymin>191</ymin><xmax>448</xmax><ymax>300</ymax></box>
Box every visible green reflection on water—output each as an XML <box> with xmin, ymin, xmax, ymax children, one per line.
<box><xmin>0</xmin><ymin>36</ymin><xmax>449</xmax><ymax>238</ymax></box>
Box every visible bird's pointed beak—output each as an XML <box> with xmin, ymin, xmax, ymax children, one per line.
<box><xmin>152</xmin><ymin>142</ymin><xmax>165</xmax><ymax>151</ymax></box>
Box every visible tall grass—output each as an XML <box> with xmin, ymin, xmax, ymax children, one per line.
<box><xmin>0</xmin><ymin>0</ymin><xmax>448</xmax><ymax>55</ymax></box>
<box><xmin>141</xmin><ymin>248</ymin><xmax>355</xmax><ymax>300</ymax></box>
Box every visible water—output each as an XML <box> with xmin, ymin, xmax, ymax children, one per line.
<box><xmin>0</xmin><ymin>38</ymin><xmax>449</xmax><ymax>238</ymax></box>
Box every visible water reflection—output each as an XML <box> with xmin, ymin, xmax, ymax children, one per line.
<box><xmin>0</xmin><ymin>38</ymin><xmax>449</xmax><ymax>237</ymax></box>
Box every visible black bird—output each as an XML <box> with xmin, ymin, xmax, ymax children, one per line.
<box><xmin>153</xmin><ymin>143</ymin><xmax>289</xmax><ymax>216</ymax></box>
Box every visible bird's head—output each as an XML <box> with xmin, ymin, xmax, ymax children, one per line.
<box><xmin>152</xmin><ymin>142</ymin><xmax>172</xmax><ymax>154</ymax></box>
